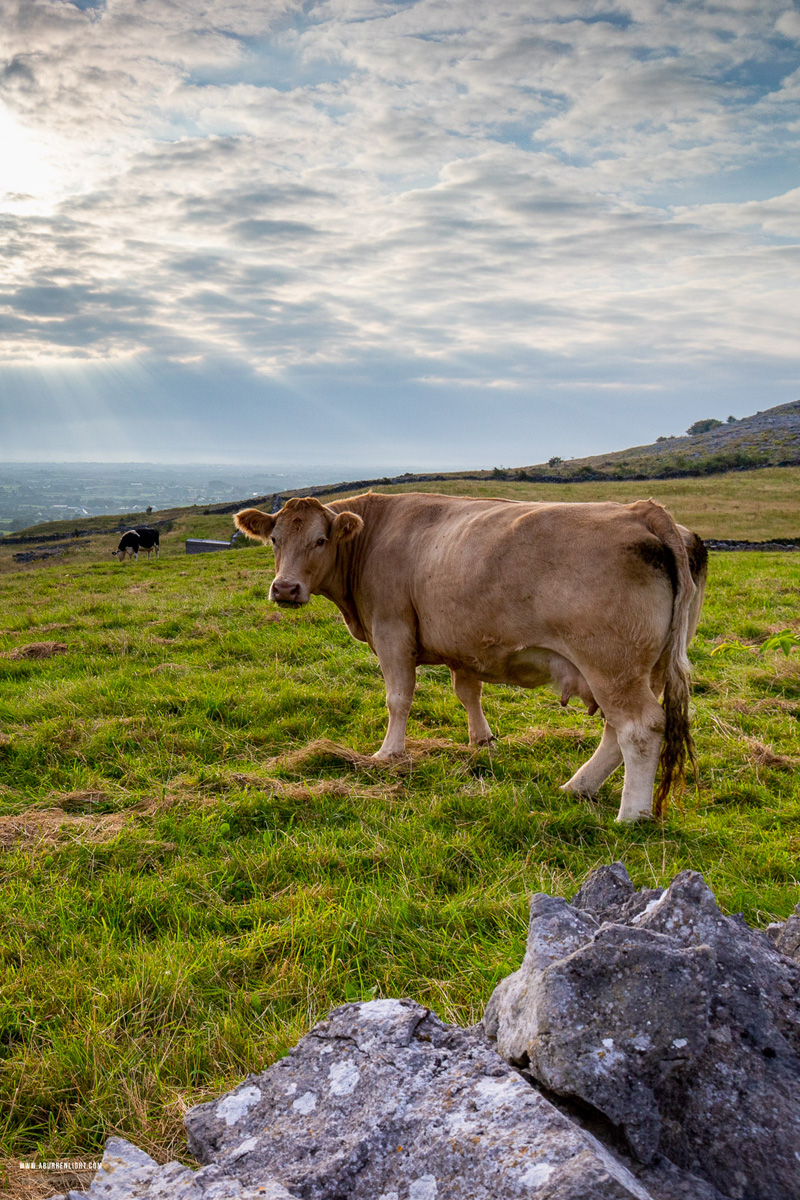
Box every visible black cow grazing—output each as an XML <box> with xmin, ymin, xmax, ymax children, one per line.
<box><xmin>112</xmin><ymin>527</ymin><xmax>160</xmax><ymax>562</ymax></box>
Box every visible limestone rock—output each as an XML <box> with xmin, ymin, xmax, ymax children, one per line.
<box><xmin>59</xmin><ymin>1001</ymin><xmax>658</xmax><ymax>1200</ymax></box>
<box><xmin>185</xmin><ymin>998</ymin><xmax>654</xmax><ymax>1198</ymax></box>
<box><xmin>483</xmin><ymin>865</ymin><xmax>800</xmax><ymax>1200</ymax></box>
<box><xmin>570</xmin><ymin>862</ymin><xmax>663</xmax><ymax>925</ymax></box>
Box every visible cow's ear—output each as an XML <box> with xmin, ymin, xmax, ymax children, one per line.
<box><xmin>331</xmin><ymin>511</ymin><xmax>363</xmax><ymax>543</ymax></box>
<box><xmin>234</xmin><ymin>508</ymin><xmax>276</xmax><ymax>543</ymax></box>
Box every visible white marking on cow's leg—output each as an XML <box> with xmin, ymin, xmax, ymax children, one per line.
<box><xmin>450</xmin><ymin>668</ymin><xmax>493</xmax><ymax>745</ymax></box>
<box><xmin>561</xmin><ymin>721</ymin><xmax>622</xmax><ymax>796</ymax></box>
<box><xmin>373</xmin><ymin>637</ymin><xmax>416</xmax><ymax>759</ymax></box>
<box><xmin>613</xmin><ymin>699</ymin><xmax>666</xmax><ymax>823</ymax></box>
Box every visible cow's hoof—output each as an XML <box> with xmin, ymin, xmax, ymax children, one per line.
<box><xmin>559</xmin><ymin>781</ymin><xmax>597</xmax><ymax>798</ymax></box>
<box><xmin>615</xmin><ymin>811</ymin><xmax>653</xmax><ymax>824</ymax></box>
<box><xmin>372</xmin><ymin>749</ymin><xmax>404</xmax><ymax>762</ymax></box>
<box><xmin>471</xmin><ymin>736</ymin><xmax>496</xmax><ymax>748</ymax></box>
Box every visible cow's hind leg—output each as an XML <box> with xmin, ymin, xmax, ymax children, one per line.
<box><xmin>450</xmin><ymin>668</ymin><xmax>494</xmax><ymax>746</ymax></box>
<box><xmin>561</xmin><ymin>721</ymin><xmax>622</xmax><ymax>797</ymax></box>
<box><xmin>600</xmin><ymin>685</ymin><xmax>666</xmax><ymax>823</ymax></box>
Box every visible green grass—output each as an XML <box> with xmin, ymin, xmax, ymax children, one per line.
<box><xmin>0</xmin><ymin>535</ymin><xmax>799</xmax><ymax>1187</ymax></box>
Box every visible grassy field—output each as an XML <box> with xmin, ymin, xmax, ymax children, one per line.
<box><xmin>0</xmin><ymin>473</ymin><xmax>799</xmax><ymax>1197</ymax></box>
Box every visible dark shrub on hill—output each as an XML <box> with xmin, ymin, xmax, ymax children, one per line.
<box><xmin>687</xmin><ymin>418</ymin><xmax>724</xmax><ymax>435</ymax></box>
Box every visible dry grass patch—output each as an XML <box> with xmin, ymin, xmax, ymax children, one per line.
<box><xmin>261</xmin><ymin>735</ymin><xmax>472</xmax><ymax>774</ymax></box>
<box><xmin>55</xmin><ymin>790</ymin><xmax>114</xmax><ymax>811</ymax></box>
<box><xmin>2</xmin><ymin>641</ymin><xmax>68</xmax><ymax>660</ymax></box>
<box><xmin>514</xmin><ymin>726</ymin><xmax>595</xmax><ymax>744</ymax></box>
<box><xmin>731</xmin><ymin>697</ymin><xmax>800</xmax><ymax>715</ymax></box>
<box><xmin>742</xmin><ymin>737</ymin><xmax>800</xmax><ymax>770</ymax></box>
<box><xmin>228</xmin><ymin>774</ymin><xmax>404</xmax><ymax>803</ymax></box>
<box><xmin>1</xmin><ymin>1162</ymin><xmax>98</xmax><ymax>1200</ymax></box>
<box><xmin>0</xmin><ymin>807</ymin><xmax>130</xmax><ymax>848</ymax></box>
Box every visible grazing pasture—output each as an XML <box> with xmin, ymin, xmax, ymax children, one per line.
<box><xmin>0</xmin><ymin>475</ymin><xmax>798</xmax><ymax>1196</ymax></box>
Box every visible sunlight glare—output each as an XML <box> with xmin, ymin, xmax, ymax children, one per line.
<box><xmin>0</xmin><ymin>104</ymin><xmax>57</xmax><ymax>204</ymax></box>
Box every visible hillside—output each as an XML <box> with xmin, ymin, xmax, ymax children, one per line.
<box><xmin>517</xmin><ymin>398</ymin><xmax>800</xmax><ymax>481</ymax></box>
<box><xmin>213</xmin><ymin>398</ymin><xmax>800</xmax><ymax>491</ymax></box>
<box><xmin>2</xmin><ymin>466</ymin><xmax>800</xmax><ymax>577</ymax></box>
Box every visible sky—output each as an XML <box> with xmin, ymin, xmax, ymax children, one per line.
<box><xmin>1</xmin><ymin>0</ymin><xmax>799</xmax><ymax>471</ymax></box>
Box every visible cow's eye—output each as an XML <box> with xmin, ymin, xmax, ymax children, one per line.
<box><xmin>270</xmin><ymin>537</ymin><xmax>277</xmax><ymax>545</ymax></box>
<box><xmin>316</xmin><ymin>537</ymin><xmax>326</xmax><ymax>547</ymax></box>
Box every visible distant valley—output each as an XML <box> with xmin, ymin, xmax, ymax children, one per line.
<box><xmin>0</xmin><ymin>461</ymin><xmax>376</xmax><ymax>535</ymax></box>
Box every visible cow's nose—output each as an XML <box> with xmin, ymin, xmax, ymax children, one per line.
<box><xmin>271</xmin><ymin>578</ymin><xmax>305</xmax><ymax>604</ymax></box>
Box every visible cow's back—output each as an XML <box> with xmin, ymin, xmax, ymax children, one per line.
<box><xmin>333</xmin><ymin>492</ymin><xmax>682</xmax><ymax>680</ymax></box>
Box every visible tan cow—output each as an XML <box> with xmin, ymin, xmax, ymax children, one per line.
<box><xmin>234</xmin><ymin>492</ymin><xmax>707</xmax><ymax>822</ymax></box>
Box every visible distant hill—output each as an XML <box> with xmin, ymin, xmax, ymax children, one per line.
<box><xmin>506</xmin><ymin>399</ymin><xmax>800</xmax><ymax>483</ymax></box>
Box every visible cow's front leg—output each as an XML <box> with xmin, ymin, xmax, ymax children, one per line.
<box><xmin>450</xmin><ymin>667</ymin><xmax>494</xmax><ymax>746</ymax></box>
<box><xmin>373</xmin><ymin>633</ymin><xmax>417</xmax><ymax>759</ymax></box>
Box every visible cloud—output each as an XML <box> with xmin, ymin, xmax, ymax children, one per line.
<box><xmin>416</xmin><ymin>376</ymin><xmax>523</xmax><ymax>389</ymax></box>
<box><xmin>0</xmin><ymin>0</ymin><xmax>798</xmax><ymax>463</ymax></box>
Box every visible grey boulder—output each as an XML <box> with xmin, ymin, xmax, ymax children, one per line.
<box><xmin>483</xmin><ymin>865</ymin><xmax>800</xmax><ymax>1200</ymax></box>
<box><xmin>185</xmin><ymin>997</ymin><xmax>655</xmax><ymax>1199</ymax></box>
<box><xmin>56</xmin><ymin>999</ymin><xmax>658</xmax><ymax>1200</ymax></box>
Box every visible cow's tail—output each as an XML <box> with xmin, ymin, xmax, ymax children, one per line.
<box><xmin>633</xmin><ymin>499</ymin><xmax>698</xmax><ymax>817</ymax></box>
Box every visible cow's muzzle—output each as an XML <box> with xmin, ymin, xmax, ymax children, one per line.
<box><xmin>270</xmin><ymin>578</ymin><xmax>309</xmax><ymax>606</ymax></box>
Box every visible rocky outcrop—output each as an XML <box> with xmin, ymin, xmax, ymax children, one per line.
<box><xmin>53</xmin><ymin>866</ymin><xmax>800</xmax><ymax>1200</ymax></box>
<box><xmin>484</xmin><ymin>865</ymin><xmax>800</xmax><ymax>1200</ymax></box>
<box><xmin>56</xmin><ymin>998</ymin><xmax>668</xmax><ymax>1200</ymax></box>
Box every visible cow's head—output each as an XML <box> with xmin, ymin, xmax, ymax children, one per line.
<box><xmin>234</xmin><ymin>497</ymin><xmax>363</xmax><ymax>605</ymax></box>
